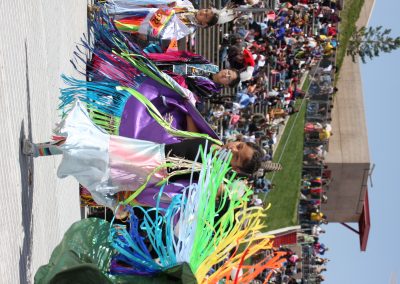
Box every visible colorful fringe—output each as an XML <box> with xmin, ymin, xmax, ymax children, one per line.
<box><xmin>91</xmin><ymin>12</ymin><xmax>145</xmax><ymax>55</ymax></box>
<box><xmin>72</xmin><ymin>18</ymin><xmax>188</xmax><ymax>97</ymax></box>
<box><xmin>113</xmin><ymin>10</ymin><xmax>149</xmax><ymax>33</ymax></box>
<box><xmin>108</xmin><ymin>147</ymin><xmax>275</xmax><ymax>283</ymax></box>
<box><xmin>146</xmin><ymin>50</ymin><xmax>210</xmax><ymax>64</ymax></box>
<box><xmin>114</xmin><ymin>8</ymin><xmax>176</xmax><ymax>39</ymax></box>
<box><xmin>59</xmin><ymin>76</ymin><xmax>127</xmax><ymax>135</ymax></box>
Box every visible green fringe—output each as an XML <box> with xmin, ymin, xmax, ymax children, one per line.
<box><xmin>88</xmin><ymin>108</ymin><xmax>121</xmax><ymax>135</ymax></box>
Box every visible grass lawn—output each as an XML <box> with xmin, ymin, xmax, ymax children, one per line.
<box><xmin>336</xmin><ymin>0</ymin><xmax>365</xmax><ymax>72</ymax></box>
<box><xmin>259</xmin><ymin>96</ymin><xmax>307</xmax><ymax>232</ymax></box>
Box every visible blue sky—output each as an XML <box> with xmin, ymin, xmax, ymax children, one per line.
<box><xmin>320</xmin><ymin>1</ymin><xmax>400</xmax><ymax>283</ymax></box>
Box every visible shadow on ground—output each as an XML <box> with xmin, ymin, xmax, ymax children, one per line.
<box><xmin>18</xmin><ymin>40</ymin><xmax>35</xmax><ymax>284</ymax></box>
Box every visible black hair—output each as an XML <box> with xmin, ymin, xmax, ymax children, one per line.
<box><xmin>227</xmin><ymin>45</ymin><xmax>242</xmax><ymax>58</ymax></box>
<box><xmin>206</xmin><ymin>13</ymin><xmax>219</xmax><ymax>27</ymax></box>
<box><xmin>239</xmin><ymin>142</ymin><xmax>263</xmax><ymax>175</ymax></box>
<box><xmin>228</xmin><ymin>69</ymin><xmax>241</xmax><ymax>88</ymax></box>
<box><xmin>227</xmin><ymin>45</ymin><xmax>246</xmax><ymax>70</ymax></box>
<box><xmin>252</xmin><ymin>114</ymin><xmax>266</xmax><ymax>125</ymax></box>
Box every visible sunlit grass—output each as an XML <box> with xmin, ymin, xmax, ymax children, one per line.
<box><xmin>260</xmin><ymin>98</ymin><xmax>306</xmax><ymax>231</ymax></box>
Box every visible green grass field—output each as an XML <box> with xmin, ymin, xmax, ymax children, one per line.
<box><xmin>259</xmin><ymin>96</ymin><xmax>306</xmax><ymax>232</ymax></box>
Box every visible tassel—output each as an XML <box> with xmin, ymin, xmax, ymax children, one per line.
<box><xmin>108</xmin><ymin>147</ymin><xmax>275</xmax><ymax>283</ymax></box>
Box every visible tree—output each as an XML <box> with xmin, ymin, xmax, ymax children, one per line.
<box><xmin>347</xmin><ymin>26</ymin><xmax>400</xmax><ymax>63</ymax></box>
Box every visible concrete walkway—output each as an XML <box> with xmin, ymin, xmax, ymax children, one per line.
<box><xmin>0</xmin><ymin>2</ymin><xmax>87</xmax><ymax>283</ymax></box>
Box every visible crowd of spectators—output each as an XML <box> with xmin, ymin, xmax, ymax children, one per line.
<box><xmin>207</xmin><ymin>0</ymin><xmax>340</xmax><ymax>282</ymax></box>
<box><xmin>248</xmin><ymin>47</ymin><xmax>336</xmax><ymax>284</ymax></box>
<box><xmin>197</xmin><ymin>0</ymin><xmax>341</xmax><ymax>232</ymax></box>
<box><xmin>295</xmin><ymin>53</ymin><xmax>336</xmax><ymax>283</ymax></box>
<box><xmin>202</xmin><ymin>0</ymin><xmax>340</xmax><ymax>168</ymax></box>
<box><xmin>250</xmin><ymin>248</ymin><xmax>304</xmax><ymax>283</ymax></box>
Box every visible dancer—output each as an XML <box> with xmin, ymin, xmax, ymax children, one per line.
<box><xmin>97</xmin><ymin>0</ymin><xmax>221</xmax><ymax>41</ymax></box>
<box><xmin>35</xmin><ymin>150</ymin><xmax>273</xmax><ymax>283</ymax></box>
<box><xmin>146</xmin><ymin>51</ymin><xmax>240</xmax><ymax>96</ymax></box>
<box><xmin>24</xmin><ymin>101</ymin><xmax>263</xmax><ymax>209</ymax></box>
<box><xmin>86</xmin><ymin>14</ymin><xmax>240</xmax><ymax>102</ymax></box>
